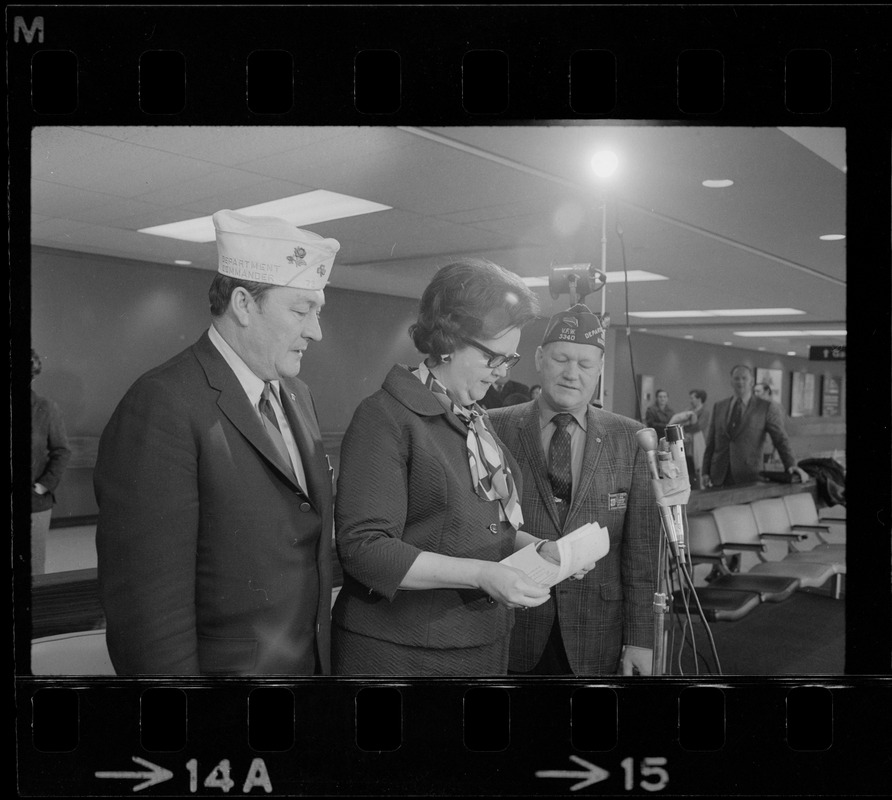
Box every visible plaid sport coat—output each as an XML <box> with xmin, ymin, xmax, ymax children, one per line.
<box><xmin>488</xmin><ymin>401</ymin><xmax>660</xmax><ymax>675</ymax></box>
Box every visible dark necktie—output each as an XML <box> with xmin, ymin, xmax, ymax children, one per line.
<box><xmin>728</xmin><ymin>399</ymin><xmax>743</xmax><ymax>436</ymax></box>
<box><xmin>548</xmin><ymin>413</ymin><xmax>574</xmax><ymax>524</ymax></box>
<box><xmin>259</xmin><ymin>383</ymin><xmax>296</xmax><ymax>480</ymax></box>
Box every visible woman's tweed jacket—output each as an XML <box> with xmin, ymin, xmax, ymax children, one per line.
<box><xmin>332</xmin><ymin>364</ymin><xmax>521</xmax><ymax>651</ymax></box>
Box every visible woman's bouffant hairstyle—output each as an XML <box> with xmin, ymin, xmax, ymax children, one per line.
<box><xmin>409</xmin><ymin>259</ymin><xmax>539</xmax><ymax>363</ymax></box>
<box><xmin>208</xmin><ymin>273</ymin><xmax>275</xmax><ymax>317</ymax></box>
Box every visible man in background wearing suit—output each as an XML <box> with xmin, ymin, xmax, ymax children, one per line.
<box><xmin>701</xmin><ymin>364</ymin><xmax>809</xmax><ymax>488</ymax></box>
<box><xmin>480</xmin><ymin>373</ymin><xmax>530</xmax><ymax>409</ymax></box>
<box><xmin>95</xmin><ymin>210</ymin><xmax>339</xmax><ymax>676</ymax></box>
<box><xmin>488</xmin><ymin>304</ymin><xmax>660</xmax><ymax>676</ymax></box>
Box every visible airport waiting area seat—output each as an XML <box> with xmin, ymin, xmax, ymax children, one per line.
<box><xmin>751</xmin><ymin>496</ymin><xmax>846</xmax><ymax>567</ymax></box>
<box><xmin>683</xmin><ymin>514</ymin><xmax>800</xmax><ymax>603</ymax></box>
<box><xmin>782</xmin><ymin>493</ymin><xmax>847</xmax><ymax>551</ymax></box>
<box><xmin>711</xmin><ymin>503</ymin><xmax>843</xmax><ymax>599</ymax></box>
<box><xmin>31</xmin><ymin>629</ymin><xmax>115</xmax><ymax>675</ymax></box>
<box><xmin>669</xmin><ymin>515</ymin><xmax>762</xmax><ymax>622</ymax></box>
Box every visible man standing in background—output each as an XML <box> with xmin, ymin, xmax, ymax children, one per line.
<box><xmin>645</xmin><ymin>389</ymin><xmax>674</xmax><ymax>440</ymax></box>
<box><xmin>95</xmin><ymin>210</ymin><xmax>339</xmax><ymax>676</ymax></box>
<box><xmin>489</xmin><ymin>304</ymin><xmax>660</xmax><ymax>676</ymax></box>
<box><xmin>702</xmin><ymin>364</ymin><xmax>808</xmax><ymax>488</ymax></box>
<box><xmin>480</xmin><ymin>372</ymin><xmax>530</xmax><ymax>409</ymax></box>
<box><xmin>669</xmin><ymin>389</ymin><xmax>711</xmax><ymax>489</ymax></box>
<box><xmin>30</xmin><ymin>349</ymin><xmax>71</xmax><ymax>575</ymax></box>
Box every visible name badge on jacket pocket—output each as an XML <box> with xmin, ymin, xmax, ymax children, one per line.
<box><xmin>608</xmin><ymin>491</ymin><xmax>628</xmax><ymax>510</ymax></box>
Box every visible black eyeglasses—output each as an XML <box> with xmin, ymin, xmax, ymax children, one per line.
<box><xmin>461</xmin><ymin>337</ymin><xmax>522</xmax><ymax>369</ymax></box>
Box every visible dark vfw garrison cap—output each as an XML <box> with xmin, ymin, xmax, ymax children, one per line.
<box><xmin>541</xmin><ymin>303</ymin><xmax>607</xmax><ymax>350</ymax></box>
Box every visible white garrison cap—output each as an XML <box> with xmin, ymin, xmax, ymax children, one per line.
<box><xmin>213</xmin><ymin>209</ymin><xmax>340</xmax><ymax>290</ymax></box>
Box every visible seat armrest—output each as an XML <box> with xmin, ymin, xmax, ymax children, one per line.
<box><xmin>760</xmin><ymin>532</ymin><xmax>808</xmax><ymax>541</ymax></box>
<box><xmin>719</xmin><ymin>542</ymin><xmax>766</xmax><ymax>552</ymax></box>
<box><xmin>689</xmin><ymin>554</ymin><xmax>725</xmax><ymax>564</ymax></box>
<box><xmin>791</xmin><ymin>524</ymin><xmax>831</xmax><ymax>533</ymax></box>
<box><xmin>819</xmin><ymin>517</ymin><xmax>847</xmax><ymax>526</ymax></box>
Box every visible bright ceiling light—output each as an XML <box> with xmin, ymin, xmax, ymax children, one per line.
<box><xmin>787</xmin><ymin>351</ymin><xmax>797</xmax><ymax>356</ymax></box>
<box><xmin>819</xmin><ymin>234</ymin><xmax>846</xmax><ymax>241</ymax></box>
<box><xmin>139</xmin><ymin>190</ymin><xmax>392</xmax><ymax>243</ymax></box>
<box><xmin>683</xmin><ymin>335</ymin><xmax>694</xmax><ymax>340</ymax></box>
<box><xmin>733</xmin><ymin>330</ymin><xmax>847</xmax><ymax>337</ymax></box>
<box><xmin>702</xmin><ymin>179</ymin><xmax>734</xmax><ymax>188</ymax></box>
<box><xmin>723</xmin><ymin>342</ymin><xmax>733</xmax><ymax>346</ymax></box>
<box><xmin>174</xmin><ymin>260</ymin><xmax>192</xmax><ymax>266</ymax></box>
<box><xmin>590</xmin><ymin>150</ymin><xmax>619</xmax><ymax>179</ymax></box>
<box><xmin>522</xmin><ymin>270</ymin><xmax>666</xmax><ymax>288</ymax></box>
<box><xmin>628</xmin><ymin>308</ymin><xmax>805</xmax><ymax>319</ymax></box>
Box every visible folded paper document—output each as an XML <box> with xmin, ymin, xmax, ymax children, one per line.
<box><xmin>500</xmin><ymin>522</ymin><xmax>609</xmax><ymax>587</ymax></box>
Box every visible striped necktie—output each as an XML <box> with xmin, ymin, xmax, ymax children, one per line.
<box><xmin>548</xmin><ymin>413</ymin><xmax>574</xmax><ymax>524</ymax></box>
<box><xmin>259</xmin><ymin>383</ymin><xmax>297</xmax><ymax>481</ymax></box>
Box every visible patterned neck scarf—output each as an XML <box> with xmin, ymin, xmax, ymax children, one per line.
<box><xmin>415</xmin><ymin>362</ymin><xmax>524</xmax><ymax>531</ymax></box>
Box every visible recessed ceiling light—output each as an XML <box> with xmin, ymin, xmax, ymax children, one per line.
<box><xmin>702</xmin><ymin>179</ymin><xmax>734</xmax><ymax>188</ymax></box>
<box><xmin>757</xmin><ymin>347</ymin><xmax>766</xmax><ymax>351</ymax></box>
<box><xmin>139</xmin><ymin>190</ymin><xmax>391</xmax><ymax>243</ymax></box>
<box><xmin>723</xmin><ymin>341</ymin><xmax>733</xmax><ymax>346</ymax></box>
<box><xmin>819</xmin><ymin>234</ymin><xmax>846</xmax><ymax>241</ymax></box>
<box><xmin>174</xmin><ymin>259</ymin><xmax>192</xmax><ymax>266</ymax></box>
<box><xmin>683</xmin><ymin>335</ymin><xmax>694</xmax><ymax>340</ymax></box>
<box><xmin>522</xmin><ymin>270</ymin><xmax>667</xmax><ymax>288</ymax></box>
<box><xmin>787</xmin><ymin>351</ymin><xmax>797</xmax><ymax>356</ymax></box>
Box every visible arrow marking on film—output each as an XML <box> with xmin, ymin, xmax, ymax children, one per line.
<box><xmin>536</xmin><ymin>755</ymin><xmax>610</xmax><ymax>791</ymax></box>
<box><xmin>95</xmin><ymin>756</ymin><xmax>174</xmax><ymax>792</ymax></box>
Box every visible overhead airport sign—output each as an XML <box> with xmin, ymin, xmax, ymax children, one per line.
<box><xmin>809</xmin><ymin>345</ymin><xmax>846</xmax><ymax>361</ymax></box>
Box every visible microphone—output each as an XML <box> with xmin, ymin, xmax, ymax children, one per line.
<box><xmin>636</xmin><ymin>427</ymin><xmax>682</xmax><ymax>552</ymax></box>
<box><xmin>664</xmin><ymin>424</ymin><xmax>690</xmax><ymax>550</ymax></box>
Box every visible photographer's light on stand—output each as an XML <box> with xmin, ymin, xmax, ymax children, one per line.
<box><xmin>592</xmin><ymin>150</ymin><xmax>618</xmax><ymax>406</ymax></box>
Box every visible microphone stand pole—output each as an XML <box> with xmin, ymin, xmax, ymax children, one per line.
<box><xmin>636</xmin><ymin>426</ymin><xmax>691</xmax><ymax>677</ymax></box>
<box><xmin>598</xmin><ymin>188</ymin><xmax>608</xmax><ymax>407</ymax></box>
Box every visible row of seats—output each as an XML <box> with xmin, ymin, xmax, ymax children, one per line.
<box><xmin>673</xmin><ymin>493</ymin><xmax>846</xmax><ymax>623</ymax></box>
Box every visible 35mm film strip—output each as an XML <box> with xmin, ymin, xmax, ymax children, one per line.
<box><xmin>10</xmin><ymin>4</ymin><xmax>891</xmax><ymax>797</ymax></box>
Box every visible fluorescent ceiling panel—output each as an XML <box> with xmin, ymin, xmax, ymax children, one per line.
<box><xmin>138</xmin><ymin>190</ymin><xmax>392</xmax><ymax>243</ymax></box>
<box><xmin>733</xmin><ymin>330</ymin><xmax>847</xmax><ymax>337</ymax></box>
<box><xmin>523</xmin><ymin>270</ymin><xmax>667</xmax><ymax>287</ymax></box>
<box><xmin>628</xmin><ymin>308</ymin><xmax>805</xmax><ymax>319</ymax></box>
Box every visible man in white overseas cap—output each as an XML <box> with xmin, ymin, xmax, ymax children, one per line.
<box><xmin>95</xmin><ymin>210</ymin><xmax>340</xmax><ymax>676</ymax></box>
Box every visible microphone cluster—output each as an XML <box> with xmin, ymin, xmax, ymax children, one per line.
<box><xmin>636</xmin><ymin>424</ymin><xmax>691</xmax><ymax>555</ymax></box>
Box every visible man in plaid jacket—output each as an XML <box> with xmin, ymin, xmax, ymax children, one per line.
<box><xmin>488</xmin><ymin>304</ymin><xmax>661</xmax><ymax>676</ymax></box>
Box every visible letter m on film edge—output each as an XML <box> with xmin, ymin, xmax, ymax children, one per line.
<box><xmin>14</xmin><ymin>16</ymin><xmax>45</xmax><ymax>44</ymax></box>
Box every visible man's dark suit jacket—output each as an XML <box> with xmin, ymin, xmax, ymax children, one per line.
<box><xmin>702</xmin><ymin>395</ymin><xmax>796</xmax><ymax>486</ymax></box>
<box><xmin>94</xmin><ymin>331</ymin><xmax>333</xmax><ymax>676</ymax></box>
<box><xmin>480</xmin><ymin>379</ymin><xmax>530</xmax><ymax>409</ymax></box>
<box><xmin>489</xmin><ymin>401</ymin><xmax>660</xmax><ymax>675</ymax></box>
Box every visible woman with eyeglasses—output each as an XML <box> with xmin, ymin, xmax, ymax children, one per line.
<box><xmin>331</xmin><ymin>259</ymin><xmax>559</xmax><ymax>676</ymax></box>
